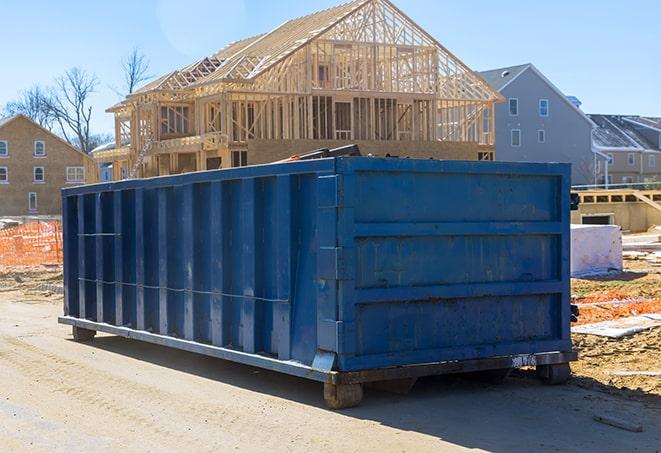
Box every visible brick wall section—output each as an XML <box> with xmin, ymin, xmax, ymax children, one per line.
<box><xmin>246</xmin><ymin>139</ymin><xmax>493</xmax><ymax>164</ymax></box>
<box><xmin>0</xmin><ymin>116</ymin><xmax>96</xmax><ymax>216</ymax></box>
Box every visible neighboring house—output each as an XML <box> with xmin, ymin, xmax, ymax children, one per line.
<box><xmin>102</xmin><ymin>0</ymin><xmax>501</xmax><ymax>180</ymax></box>
<box><xmin>479</xmin><ymin>63</ymin><xmax>595</xmax><ymax>185</ymax></box>
<box><xmin>0</xmin><ymin>115</ymin><xmax>97</xmax><ymax>216</ymax></box>
<box><xmin>589</xmin><ymin>114</ymin><xmax>661</xmax><ymax>185</ymax></box>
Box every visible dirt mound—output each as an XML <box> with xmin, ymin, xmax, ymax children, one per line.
<box><xmin>572</xmin><ymin>327</ymin><xmax>661</xmax><ymax>397</ymax></box>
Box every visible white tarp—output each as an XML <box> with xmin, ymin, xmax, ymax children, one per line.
<box><xmin>571</xmin><ymin>224</ymin><xmax>622</xmax><ymax>277</ymax></box>
<box><xmin>572</xmin><ymin>314</ymin><xmax>661</xmax><ymax>338</ymax></box>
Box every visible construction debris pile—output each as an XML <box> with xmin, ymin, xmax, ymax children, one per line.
<box><xmin>571</xmin><ymin>258</ymin><xmax>661</xmax><ymax>397</ymax></box>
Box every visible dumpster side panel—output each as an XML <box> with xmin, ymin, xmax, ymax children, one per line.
<box><xmin>62</xmin><ymin>160</ymin><xmax>337</xmax><ymax>368</ymax></box>
<box><xmin>337</xmin><ymin>159</ymin><xmax>571</xmax><ymax>371</ymax></box>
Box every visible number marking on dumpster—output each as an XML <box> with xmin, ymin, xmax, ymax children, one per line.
<box><xmin>511</xmin><ymin>355</ymin><xmax>537</xmax><ymax>367</ymax></box>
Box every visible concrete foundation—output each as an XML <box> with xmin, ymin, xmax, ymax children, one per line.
<box><xmin>571</xmin><ymin>203</ymin><xmax>661</xmax><ymax>233</ymax></box>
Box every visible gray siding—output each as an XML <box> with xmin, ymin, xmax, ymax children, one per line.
<box><xmin>493</xmin><ymin>68</ymin><xmax>593</xmax><ymax>184</ymax></box>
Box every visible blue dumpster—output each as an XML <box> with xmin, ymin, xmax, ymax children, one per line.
<box><xmin>59</xmin><ymin>157</ymin><xmax>576</xmax><ymax>408</ymax></box>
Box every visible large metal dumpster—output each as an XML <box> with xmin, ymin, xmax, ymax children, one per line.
<box><xmin>59</xmin><ymin>157</ymin><xmax>576</xmax><ymax>408</ymax></box>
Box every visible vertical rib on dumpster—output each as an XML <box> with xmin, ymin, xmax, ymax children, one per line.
<box><xmin>95</xmin><ymin>193</ymin><xmax>104</xmax><ymax>323</ymax></box>
<box><xmin>276</xmin><ymin>175</ymin><xmax>292</xmax><ymax>359</ymax></box>
<box><xmin>182</xmin><ymin>184</ymin><xmax>194</xmax><ymax>340</ymax></box>
<box><xmin>135</xmin><ymin>188</ymin><xmax>145</xmax><ymax>331</ymax></box>
<box><xmin>209</xmin><ymin>181</ymin><xmax>227</xmax><ymax>347</ymax></box>
<box><xmin>241</xmin><ymin>178</ymin><xmax>257</xmax><ymax>353</ymax></box>
<box><xmin>157</xmin><ymin>188</ymin><xmax>169</xmax><ymax>335</ymax></box>
<box><xmin>113</xmin><ymin>190</ymin><xmax>124</xmax><ymax>326</ymax></box>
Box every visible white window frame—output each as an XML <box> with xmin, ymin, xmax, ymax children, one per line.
<box><xmin>607</xmin><ymin>153</ymin><xmax>614</xmax><ymax>164</ymax></box>
<box><xmin>649</xmin><ymin>154</ymin><xmax>656</xmax><ymax>168</ymax></box>
<box><xmin>627</xmin><ymin>153</ymin><xmax>635</xmax><ymax>166</ymax></box>
<box><xmin>0</xmin><ymin>166</ymin><xmax>7</xmax><ymax>184</ymax></box>
<box><xmin>508</xmin><ymin>98</ymin><xmax>519</xmax><ymax>116</ymax></box>
<box><xmin>511</xmin><ymin>129</ymin><xmax>521</xmax><ymax>147</ymax></box>
<box><xmin>622</xmin><ymin>176</ymin><xmax>634</xmax><ymax>184</ymax></box>
<box><xmin>539</xmin><ymin>99</ymin><xmax>549</xmax><ymax>117</ymax></box>
<box><xmin>537</xmin><ymin>129</ymin><xmax>546</xmax><ymax>143</ymax></box>
<box><xmin>66</xmin><ymin>166</ymin><xmax>85</xmax><ymax>183</ymax></box>
<box><xmin>34</xmin><ymin>140</ymin><xmax>46</xmax><ymax>157</ymax></box>
<box><xmin>0</xmin><ymin>140</ymin><xmax>7</xmax><ymax>157</ymax></box>
<box><xmin>33</xmin><ymin>166</ymin><xmax>45</xmax><ymax>183</ymax></box>
<box><xmin>28</xmin><ymin>192</ymin><xmax>38</xmax><ymax>213</ymax></box>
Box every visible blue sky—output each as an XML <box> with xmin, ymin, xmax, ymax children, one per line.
<box><xmin>1</xmin><ymin>0</ymin><xmax>659</xmax><ymax>135</ymax></box>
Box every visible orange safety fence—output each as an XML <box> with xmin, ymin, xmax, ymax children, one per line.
<box><xmin>0</xmin><ymin>221</ymin><xmax>63</xmax><ymax>266</ymax></box>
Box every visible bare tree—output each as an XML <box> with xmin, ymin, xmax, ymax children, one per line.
<box><xmin>2</xmin><ymin>86</ymin><xmax>53</xmax><ymax>129</ymax></box>
<box><xmin>122</xmin><ymin>47</ymin><xmax>151</xmax><ymax>94</ymax></box>
<box><xmin>40</xmin><ymin>68</ymin><xmax>99</xmax><ymax>153</ymax></box>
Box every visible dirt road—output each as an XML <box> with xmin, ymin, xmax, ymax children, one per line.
<box><xmin>1</xmin><ymin>287</ymin><xmax>660</xmax><ymax>452</ymax></box>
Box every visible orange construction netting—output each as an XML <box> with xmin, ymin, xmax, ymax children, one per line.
<box><xmin>0</xmin><ymin>221</ymin><xmax>63</xmax><ymax>266</ymax></box>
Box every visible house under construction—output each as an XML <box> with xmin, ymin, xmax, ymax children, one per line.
<box><xmin>99</xmin><ymin>0</ymin><xmax>503</xmax><ymax>179</ymax></box>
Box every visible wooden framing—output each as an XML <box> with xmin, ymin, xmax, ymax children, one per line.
<box><xmin>104</xmin><ymin>0</ymin><xmax>502</xmax><ymax>178</ymax></box>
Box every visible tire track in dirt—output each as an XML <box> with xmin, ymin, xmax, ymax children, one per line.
<box><xmin>0</xmin><ymin>335</ymin><xmax>282</xmax><ymax>450</ymax></box>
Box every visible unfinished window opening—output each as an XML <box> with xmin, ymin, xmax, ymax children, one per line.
<box><xmin>157</xmin><ymin>155</ymin><xmax>170</xmax><ymax>175</ymax></box>
<box><xmin>318</xmin><ymin>64</ymin><xmax>330</xmax><ymax>89</ymax></box>
<box><xmin>206</xmin><ymin>157</ymin><xmax>222</xmax><ymax>170</ymax></box>
<box><xmin>231</xmin><ymin>150</ymin><xmax>248</xmax><ymax>167</ymax></box>
<box><xmin>414</xmin><ymin>100</ymin><xmax>431</xmax><ymax>141</ymax></box>
<box><xmin>160</xmin><ymin>105</ymin><xmax>191</xmax><ymax>136</ymax></box>
<box><xmin>478</xmin><ymin>151</ymin><xmax>494</xmax><ymax>161</ymax></box>
<box><xmin>312</xmin><ymin>96</ymin><xmax>332</xmax><ymax>140</ymax></box>
<box><xmin>177</xmin><ymin>153</ymin><xmax>197</xmax><ymax>173</ymax></box>
<box><xmin>353</xmin><ymin>98</ymin><xmax>373</xmax><ymax>141</ymax></box>
<box><xmin>375</xmin><ymin>98</ymin><xmax>397</xmax><ymax>140</ymax></box>
<box><xmin>231</xmin><ymin>101</ymin><xmax>261</xmax><ymax>142</ymax></box>
<box><xmin>397</xmin><ymin>103</ymin><xmax>413</xmax><ymax>140</ymax></box>
<box><xmin>205</xmin><ymin>102</ymin><xmax>223</xmax><ymax>133</ymax></box>
<box><xmin>333</xmin><ymin>44</ymin><xmax>356</xmax><ymax>90</ymax></box>
<box><xmin>334</xmin><ymin>102</ymin><xmax>352</xmax><ymax>140</ymax></box>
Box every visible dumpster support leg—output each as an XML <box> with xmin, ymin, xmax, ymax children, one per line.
<box><xmin>323</xmin><ymin>382</ymin><xmax>363</xmax><ymax>409</ymax></box>
<box><xmin>537</xmin><ymin>363</ymin><xmax>571</xmax><ymax>385</ymax></box>
<box><xmin>72</xmin><ymin>326</ymin><xmax>96</xmax><ymax>342</ymax></box>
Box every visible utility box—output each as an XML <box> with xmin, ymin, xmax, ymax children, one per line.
<box><xmin>59</xmin><ymin>157</ymin><xmax>575</xmax><ymax>408</ymax></box>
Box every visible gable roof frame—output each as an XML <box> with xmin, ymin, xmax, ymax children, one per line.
<box><xmin>189</xmin><ymin>0</ymin><xmax>501</xmax><ymax>102</ymax></box>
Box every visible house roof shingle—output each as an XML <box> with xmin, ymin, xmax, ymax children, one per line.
<box><xmin>589</xmin><ymin>114</ymin><xmax>658</xmax><ymax>150</ymax></box>
<box><xmin>477</xmin><ymin>64</ymin><xmax>530</xmax><ymax>92</ymax></box>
